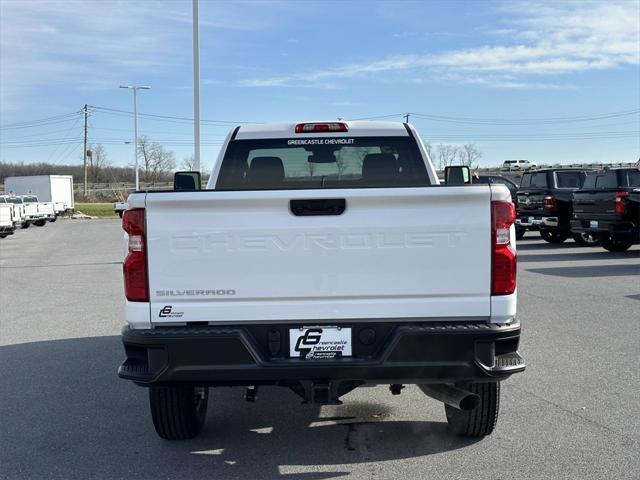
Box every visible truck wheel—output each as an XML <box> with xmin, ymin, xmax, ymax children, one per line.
<box><xmin>540</xmin><ymin>229</ymin><xmax>568</xmax><ymax>243</ymax></box>
<box><xmin>118</xmin><ymin>211</ymin><xmax>123</xmax><ymax>218</ymax></box>
<box><xmin>572</xmin><ymin>232</ymin><xmax>600</xmax><ymax>247</ymax></box>
<box><xmin>49</xmin><ymin>216</ymin><xmax>57</xmax><ymax>222</ymax></box>
<box><xmin>445</xmin><ymin>382</ymin><xmax>499</xmax><ymax>437</ymax></box>
<box><xmin>21</xmin><ymin>222</ymin><xmax>30</xmax><ymax>229</ymax></box>
<box><xmin>34</xmin><ymin>219</ymin><xmax>46</xmax><ymax>227</ymax></box>
<box><xmin>515</xmin><ymin>226</ymin><xmax>526</xmax><ymax>240</ymax></box>
<box><xmin>149</xmin><ymin>386</ymin><xmax>208</xmax><ymax>440</ymax></box>
<box><xmin>601</xmin><ymin>235</ymin><xmax>633</xmax><ymax>252</ymax></box>
<box><xmin>0</xmin><ymin>233</ymin><xmax>7</xmax><ymax>239</ymax></box>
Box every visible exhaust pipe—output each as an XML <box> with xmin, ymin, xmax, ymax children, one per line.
<box><xmin>419</xmin><ymin>384</ymin><xmax>480</xmax><ymax>411</ymax></box>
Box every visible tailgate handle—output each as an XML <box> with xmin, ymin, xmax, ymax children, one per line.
<box><xmin>290</xmin><ymin>198</ymin><xmax>346</xmax><ymax>216</ymax></box>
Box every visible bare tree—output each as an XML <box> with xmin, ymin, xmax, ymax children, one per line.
<box><xmin>423</xmin><ymin>142</ymin><xmax>433</xmax><ymax>160</ymax></box>
<box><xmin>436</xmin><ymin>144</ymin><xmax>459</xmax><ymax>170</ymax></box>
<box><xmin>458</xmin><ymin>143</ymin><xmax>483</xmax><ymax>169</ymax></box>
<box><xmin>137</xmin><ymin>136</ymin><xmax>176</xmax><ymax>184</ymax></box>
<box><xmin>335</xmin><ymin>150</ymin><xmax>349</xmax><ymax>178</ymax></box>
<box><xmin>137</xmin><ymin>136</ymin><xmax>154</xmax><ymax>182</ymax></box>
<box><xmin>181</xmin><ymin>154</ymin><xmax>196</xmax><ymax>171</ymax></box>
<box><xmin>88</xmin><ymin>144</ymin><xmax>110</xmax><ymax>182</ymax></box>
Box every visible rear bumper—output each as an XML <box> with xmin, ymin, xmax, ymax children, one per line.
<box><xmin>516</xmin><ymin>215</ymin><xmax>558</xmax><ymax>228</ymax></box>
<box><xmin>571</xmin><ymin>219</ymin><xmax>637</xmax><ymax>235</ymax></box>
<box><xmin>118</xmin><ymin>321</ymin><xmax>525</xmax><ymax>387</ymax></box>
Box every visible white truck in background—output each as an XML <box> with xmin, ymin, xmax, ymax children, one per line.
<box><xmin>114</xmin><ymin>201</ymin><xmax>128</xmax><ymax>218</ymax></box>
<box><xmin>0</xmin><ymin>201</ymin><xmax>15</xmax><ymax>238</ymax></box>
<box><xmin>0</xmin><ymin>195</ymin><xmax>25</xmax><ymax>228</ymax></box>
<box><xmin>4</xmin><ymin>175</ymin><xmax>74</xmax><ymax>217</ymax></box>
<box><xmin>9</xmin><ymin>196</ymin><xmax>38</xmax><ymax>228</ymax></box>
<box><xmin>118</xmin><ymin>121</ymin><xmax>525</xmax><ymax>441</ymax></box>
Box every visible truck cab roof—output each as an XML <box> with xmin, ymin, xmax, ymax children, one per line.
<box><xmin>235</xmin><ymin>121</ymin><xmax>409</xmax><ymax>140</ymax></box>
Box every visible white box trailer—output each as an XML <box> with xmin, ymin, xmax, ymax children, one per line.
<box><xmin>4</xmin><ymin>175</ymin><xmax>74</xmax><ymax>214</ymax></box>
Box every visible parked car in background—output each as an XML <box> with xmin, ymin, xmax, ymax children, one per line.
<box><xmin>33</xmin><ymin>197</ymin><xmax>56</xmax><ymax>222</ymax></box>
<box><xmin>118</xmin><ymin>121</ymin><xmax>524</xmax><ymax>441</ymax></box>
<box><xmin>473</xmin><ymin>175</ymin><xmax>518</xmax><ymax>200</ymax></box>
<box><xmin>501</xmin><ymin>160</ymin><xmax>536</xmax><ymax>172</ymax></box>
<box><xmin>4</xmin><ymin>175</ymin><xmax>75</xmax><ymax>216</ymax></box>
<box><xmin>571</xmin><ymin>167</ymin><xmax>640</xmax><ymax>252</ymax></box>
<box><xmin>114</xmin><ymin>201</ymin><xmax>127</xmax><ymax>218</ymax></box>
<box><xmin>0</xmin><ymin>195</ymin><xmax>25</xmax><ymax>228</ymax></box>
<box><xmin>20</xmin><ymin>195</ymin><xmax>47</xmax><ymax>227</ymax></box>
<box><xmin>515</xmin><ymin>168</ymin><xmax>598</xmax><ymax>245</ymax></box>
<box><xmin>0</xmin><ymin>202</ymin><xmax>16</xmax><ymax>238</ymax></box>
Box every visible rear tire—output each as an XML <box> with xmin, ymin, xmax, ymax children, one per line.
<box><xmin>118</xmin><ymin>211</ymin><xmax>123</xmax><ymax>218</ymax></box>
<box><xmin>445</xmin><ymin>382</ymin><xmax>500</xmax><ymax>437</ymax></box>
<box><xmin>572</xmin><ymin>232</ymin><xmax>600</xmax><ymax>247</ymax></box>
<box><xmin>34</xmin><ymin>219</ymin><xmax>46</xmax><ymax>227</ymax></box>
<box><xmin>149</xmin><ymin>386</ymin><xmax>208</xmax><ymax>440</ymax></box>
<box><xmin>49</xmin><ymin>216</ymin><xmax>57</xmax><ymax>222</ymax></box>
<box><xmin>0</xmin><ymin>233</ymin><xmax>7</xmax><ymax>239</ymax></box>
<box><xmin>515</xmin><ymin>226</ymin><xmax>526</xmax><ymax>240</ymax></box>
<box><xmin>21</xmin><ymin>222</ymin><xmax>30</xmax><ymax>229</ymax></box>
<box><xmin>601</xmin><ymin>235</ymin><xmax>633</xmax><ymax>252</ymax></box>
<box><xmin>540</xmin><ymin>229</ymin><xmax>568</xmax><ymax>243</ymax></box>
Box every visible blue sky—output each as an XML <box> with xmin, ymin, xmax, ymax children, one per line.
<box><xmin>0</xmin><ymin>0</ymin><xmax>638</xmax><ymax>169</ymax></box>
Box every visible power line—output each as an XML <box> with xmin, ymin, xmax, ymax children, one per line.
<box><xmin>46</xmin><ymin>115</ymin><xmax>83</xmax><ymax>164</ymax></box>
<box><xmin>89</xmin><ymin>105</ymin><xmax>258</xmax><ymax>125</ymax></box>
<box><xmin>0</xmin><ymin>111</ymin><xmax>82</xmax><ymax>129</ymax></box>
<box><xmin>409</xmin><ymin>109</ymin><xmax>640</xmax><ymax>125</ymax></box>
<box><xmin>349</xmin><ymin>113</ymin><xmax>406</xmax><ymax>121</ymax></box>
<box><xmin>0</xmin><ymin>115</ymin><xmax>84</xmax><ymax>131</ymax></box>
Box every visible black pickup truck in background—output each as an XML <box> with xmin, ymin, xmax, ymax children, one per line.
<box><xmin>515</xmin><ymin>168</ymin><xmax>598</xmax><ymax>245</ymax></box>
<box><xmin>571</xmin><ymin>168</ymin><xmax>640</xmax><ymax>252</ymax></box>
<box><xmin>473</xmin><ymin>175</ymin><xmax>518</xmax><ymax>200</ymax></box>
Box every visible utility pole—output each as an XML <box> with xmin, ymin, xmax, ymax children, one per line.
<box><xmin>120</xmin><ymin>85</ymin><xmax>151</xmax><ymax>190</ymax></box>
<box><xmin>404</xmin><ymin>113</ymin><xmax>410</xmax><ymax>123</ymax></box>
<box><xmin>192</xmin><ymin>0</ymin><xmax>201</xmax><ymax>172</ymax></box>
<box><xmin>83</xmin><ymin>104</ymin><xmax>89</xmax><ymax>196</ymax></box>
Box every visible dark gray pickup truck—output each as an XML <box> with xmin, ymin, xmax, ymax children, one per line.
<box><xmin>571</xmin><ymin>168</ymin><xmax>640</xmax><ymax>252</ymax></box>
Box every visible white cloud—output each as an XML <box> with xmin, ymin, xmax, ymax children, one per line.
<box><xmin>0</xmin><ymin>0</ymin><xmax>284</xmax><ymax>111</ymax></box>
<box><xmin>238</xmin><ymin>0</ymin><xmax>639</xmax><ymax>89</ymax></box>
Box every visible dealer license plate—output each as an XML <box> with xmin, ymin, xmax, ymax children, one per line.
<box><xmin>289</xmin><ymin>327</ymin><xmax>352</xmax><ymax>359</ymax></box>
<box><xmin>590</xmin><ymin>220</ymin><xmax>598</xmax><ymax>228</ymax></box>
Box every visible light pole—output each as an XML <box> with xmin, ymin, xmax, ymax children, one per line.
<box><xmin>120</xmin><ymin>85</ymin><xmax>150</xmax><ymax>190</ymax></box>
<box><xmin>192</xmin><ymin>0</ymin><xmax>201</xmax><ymax>172</ymax></box>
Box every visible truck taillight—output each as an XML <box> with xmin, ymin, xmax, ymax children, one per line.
<box><xmin>543</xmin><ymin>195</ymin><xmax>557</xmax><ymax>212</ymax></box>
<box><xmin>492</xmin><ymin>201</ymin><xmax>516</xmax><ymax>296</ymax></box>
<box><xmin>615</xmin><ymin>191</ymin><xmax>628</xmax><ymax>214</ymax></box>
<box><xmin>122</xmin><ymin>208</ymin><xmax>148</xmax><ymax>302</ymax></box>
<box><xmin>295</xmin><ymin>122</ymin><xmax>348</xmax><ymax>133</ymax></box>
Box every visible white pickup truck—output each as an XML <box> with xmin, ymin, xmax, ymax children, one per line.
<box><xmin>118</xmin><ymin>121</ymin><xmax>524</xmax><ymax>440</ymax></box>
<box><xmin>113</xmin><ymin>201</ymin><xmax>127</xmax><ymax>218</ymax></box>
<box><xmin>20</xmin><ymin>195</ymin><xmax>51</xmax><ymax>226</ymax></box>
<box><xmin>0</xmin><ymin>202</ymin><xmax>15</xmax><ymax>238</ymax></box>
<box><xmin>0</xmin><ymin>195</ymin><xmax>24</xmax><ymax>229</ymax></box>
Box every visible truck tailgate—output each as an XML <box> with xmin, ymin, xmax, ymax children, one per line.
<box><xmin>573</xmin><ymin>189</ymin><xmax>619</xmax><ymax>219</ymax></box>
<box><xmin>145</xmin><ymin>187</ymin><xmax>492</xmax><ymax>324</ymax></box>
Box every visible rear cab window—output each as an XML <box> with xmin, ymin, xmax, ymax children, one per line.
<box><xmin>582</xmin><ymin>170</ymin><xmax>637</xmax><ymax>189</ymax></box>
<box><xmin>216</xmin><ymin>136</ymin><xmax>430</xmax><ymax>190</ymax></box>
<box><xmin>554</xmin><ymin>171</ymin><xmax>585</xmax><ymax>189</ymax></box>
<box><xmin>595</xmin><ymin>172</ymin><xmax>618</xmax><ymax>189</ymax></box>
<box><xmin>624</xmin><ymin>169</ymin><xmax>640</xmax><ymax>187</ymax></box>
<box><xmin>520</xmin><ymin>172</ymin><xmax>547</xmax><ymax>188</ymax></box>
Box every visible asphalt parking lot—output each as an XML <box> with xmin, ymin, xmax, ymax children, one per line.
<box><xmin>1</xmin><ymin>219</ymin><xmax>638</xmax><ymax>480</ymax></box>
